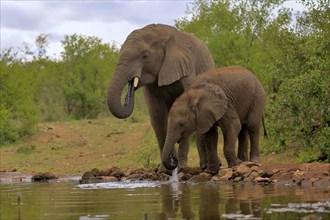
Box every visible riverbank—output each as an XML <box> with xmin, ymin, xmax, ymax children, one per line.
<box><xmin>1</xmin><ymin>162</ymin><xmax>329</xmax><ymax>189</ymax></box>
<box><xmin>1</xmin><ymin>118</ymin><xmax>329</xmax><ymax>188</ymax></box>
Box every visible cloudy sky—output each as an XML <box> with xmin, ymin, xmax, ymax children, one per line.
<box><xmin>1</xmin><ymin>0</ymin><xmax>193</xmax><ymax>58</ymax></box>
<box><xmin>1</xmin><ymin>1</ymin><xmax>304</xmax><ymax>59</ymax></box>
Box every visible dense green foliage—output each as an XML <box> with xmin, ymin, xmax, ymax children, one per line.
<box><xmin>176</xmin><ymin>0</ymin><xmax>329</xmax><ymax>161</ymax></box>
<box><xmin>1</xmin><ymin>34</ymin><xmax>119</xmax><ymax>144</ymax></box>
<box><xmin>1</xmin><ymin>0</ymin><xmax>329</xmax><ymax>161</ymax></box>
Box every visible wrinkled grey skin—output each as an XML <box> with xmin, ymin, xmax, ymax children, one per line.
<box><xmin>106</xmin><ymin>24</ymin><xmax>214</xmax><ymax>172</ymax></box>
<box><xmin>162</xmin><ymin>66</ymin><xmax>266</xmax><ymax>174</ymax></box>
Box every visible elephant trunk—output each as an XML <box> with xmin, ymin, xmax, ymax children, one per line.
<box><xmin>162</xmin><ymin>134</ymin><xmax>179</xmax><ymax>171</ymax></box>
<box><xmin>107</xmin><ymin>67</ymin><xmax>139</xmax><ymax>119</ymax></box>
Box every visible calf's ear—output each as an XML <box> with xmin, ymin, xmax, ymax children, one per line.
<box><xmin>196</xmin><ymin>90</ymin><xmax>228</xmax><ymax>134</ymax></box>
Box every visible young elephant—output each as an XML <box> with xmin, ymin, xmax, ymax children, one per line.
<box><xmin>161</xmin><ymin>66</ymin><xmax>266</xmax><ymax>174</ymax></box>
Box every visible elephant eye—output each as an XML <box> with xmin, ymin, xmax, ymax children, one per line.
<box><xmin>141</xmin><ymin>52</ymin><xmax>149</xmax><ymax>61</ymax></box>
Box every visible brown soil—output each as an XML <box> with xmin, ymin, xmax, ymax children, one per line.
<box><xmin>0</xmin><ymin>119</ymin><xmax>329</xmax><ymax>188</ymax></box>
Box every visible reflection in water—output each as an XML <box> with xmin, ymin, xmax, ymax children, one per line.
<box><xmin>157</xmin><ymin>183</ymin><xmax>195</xmax><ymax>219</ymax></box>
<box><xmin>0</xmin><ymin>181</ymin><xmax>329</xmax><ymax>220</ymax></box>
<box><xmin>199</xmin><ymin>183</ymin><xmax>220</xmax><ymax>220</ymax></box>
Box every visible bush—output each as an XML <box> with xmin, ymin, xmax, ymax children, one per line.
<box><xmin>266</xmin><ymin>70</ymin><xmax>330</xmax><ymax>161</ymax></box>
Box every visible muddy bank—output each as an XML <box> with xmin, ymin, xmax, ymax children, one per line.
<box><xmin>79</xmin><ymin>162</ymin><xmax>330</xmax><ymax>188</ymax></box>
<box><xmin>1</xmin><ymin>162</ymin><xmax>329</xmax><ymax>188</ymax></box>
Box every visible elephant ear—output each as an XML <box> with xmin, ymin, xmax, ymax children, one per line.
<box><xmin>196</xmin><ymin>89</ymin><xmax>228</xmax><ymax>134</ymax></box>
<box><xmin>158</xmin><ymin>35</ymin><xmax>194</xmax><ymax>86</ymax></box>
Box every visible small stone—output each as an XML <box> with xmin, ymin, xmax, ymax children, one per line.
<box><xmin>301</xmin><ymin>180</ymin><xmax>313</xmax><ymax>188</ymax></box>
<box><xmin>293</xmin><ymin>170</ymin><xmax>304</xmax><ymax>184</ymax></box>
<box><xmin>272</xmin><ymin>169</ymin><xmax>280</xmax><ymax>174</ymax></box>
<box><xmin>234</xmin><ymin>164</ymin><xmax>251</xmax><ymax>176</ymax></box>
<box><xmin>101</xmin><ymin>176</ymin><xmax>118</xmax><ymax>182</ymax></box>
<box><xmin>211</xmin><ymin>175</ymin><xmax>220</xmax><ymax>181</ymax></box>
<box><xmin>146</xmin><ymin>172</ymin><xmax>158</xmax><ymax>181</ymax></box>
<box><xmin>244</xmin><ymin>161</ymin><xmax>261</xmax><ymax>167</ymax></box>
<box><xmin>254</xmin><ymin>177</ymin><xmax>272</xmax><ymax>183</ymax></box>
<box><xmin>81</xmin><ymin>171</ymin><xmax>95</xmax><ymax>180</ymax></box>
<box><xmin>322</xmin><ymin>171</ymin><xmax>329</xmax><ymax>176</ymax></box>
<box><xmin>249</xmin><ymin>171</ymin><xmax>259</xmax><ymax>178</ymax></box>
<box><xmin>313</xmin><ymin>177</ymin><xmax>330</xmax><ymax>188</ymax></box>
<box><xmin>32</xmin><ymin>172</ymin><xmax>58</xmax><ymax>182</ymax></box>
<box><xmin>218</xmin><ymin>169</ymin><xmax>233</xmax><ymax>181</ymax></box>
<box><xmin>111</xmin><ymin>170</ymin><xmax>124</xmax><ymax>179</ymax></box>
<box><xmin>233</xmin><ymin>176</ymin><xmax>243</xmax><ymax>182</ymax></box>
<box><xmin>178</xmin><ymin>172</ymin><xmax>191</xmax><ymax>181</ymax></box>
<box><xmin>260</xmin><ymin>170</ymin><xmax>274</xmax><ymax>178</ymax></box>
<box><xmin>190</xmin><ymin>173</ymin><xmax>212</xmax><ymax>182</ymax></box>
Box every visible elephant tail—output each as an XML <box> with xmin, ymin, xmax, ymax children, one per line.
<box><xmin>262</xmin><ymin>116</ymin><xmax>268</xmax><ymax>138</ymax></box>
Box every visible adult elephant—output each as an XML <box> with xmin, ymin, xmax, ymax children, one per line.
<box><xmin>107</xmin><ymin>24</ymin><xmax>214</xmax><ymax>172</ymax></box>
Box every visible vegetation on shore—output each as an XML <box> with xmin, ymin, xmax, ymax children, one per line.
<box><xmin>1</xmin><ymin>0</ymin><xmax>329</xmax><ymax>164</ymax></box>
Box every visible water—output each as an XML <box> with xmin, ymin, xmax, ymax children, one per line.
<box><xmin>1</xmin><ymin>180</ymin><xmax>329</xmax><ymax>220</ymax></box>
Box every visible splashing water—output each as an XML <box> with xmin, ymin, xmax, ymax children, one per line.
<box><xmin>169</xmin><ymin>167</ymin><xmax>179</xmax><ymax>182</ymax></box>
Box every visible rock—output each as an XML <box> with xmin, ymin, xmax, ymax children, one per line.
<box><xmin>260</xmin><ymin>170</ymin><xmax>274</xmax><ymax>178</ymax></box>
<box><xmin>218</xmin><ymin>169</ymin><xmax>233</xmax><ymax>181</ymax></box>
<box><xmin>146</xmin><ymin>172</ymin><xmax>159</xmax><ymax>181</ymax></box>
<box><xmin>190</xmin><ymin>172</ymin><xmax>212</xmax><ymax>182</ymax></box>
<box><xmin>322</xmin><ymin>170</ymin><xmax>329</xmax><ymax>176</ymax></box>
<box><xmin>32</xmin><ymin>172</ymin><xmax>58</xmax><ymax>182</ymax></box>
<box><xmin>254</xmin><ymin>177</ymin><xmax>272</xmax><ymax>184</ymax></box>
<box><xmin>293</xmin><ymin>170</ymin><xmax>305</xmax><ymax>184</ymax></box>
<box><xmin>243</xmin><ymin>161</ymin><xmax>261</xmax><ymax>167</ymax></box>
<box><xmin>158</xmin><ymin>173</ymin><xmax>171</xmax><ymax>181</ymax></box>
<box><xmin>101</xmin><ymin>176</ymin><xmax>118</xmax><ymax>182</ymax></box>
<box><xmin>91</xmin><ymin>168</ymin><xmax>102</xmax><ymax>176</ymax></box>
<box><xmin>211</xmin><ymin>175</ymin><xmax>220</xmax><ymax>181</ymax></box>
<box><xmin>272</xmin><ymin>169</ymin><xmax>280</xmax><ymax>174</ymax></box>
<box><xmin>301</xmin><ymin>180</ymin><xmax>313</xmax><ymax>188</ymax></box>
<box><xmin>313</xmin><ymin>177</ymin><xmax>330</xmax><ymax>188</ymax></box>
<box><xmin>126</xmin><ymin>173</ymin><xmax>145</xmax><ymax>181</ymax></box>
<box><xmin>234</xmin><ymin>164</ymin><xmax>251</xmax><ymax>176</ymax></box>
<box><xmin>233</xmin><ymin>176</ymin><xmax>244</xmax><ymax>182</ymax></box>
<box><xmin>111</xmin><ymin>169</ymin><xmax>124</xmax><ymax>179</ymax></box>
<box><xmin>81</xmin><ymin>171</ymin><xmax>95</xmax><ymax>180</ymax></box>
<box><xmin>178</xmin><ymin>172</ymin><xmax>192</xmax><ymax>181</ymax></box>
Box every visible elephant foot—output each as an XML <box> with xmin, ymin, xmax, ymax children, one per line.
<box><xmin>242</xmin><ymin>161</ymin><xmax>261</xmax><ymax>167</ymax></box>
<box><xmin>227</xmin><ymin>159</ymin><xmax>242</xmax><ymax>168</ymax></box>
<box><xmin>204</xmin><ymin>162</ymin><xmax>221</xmax><ymax>175</ymax></box>
<box><xmin>204</xmin><ymin>167</ymin><xmax>219</xmax><ymax>175</ymax></box>
<box><xmin>250</xmin><ymin>157</ymin><xmax>260</xmax><ymax>164</ymax></box>
<box><xmin>157</xmin><ymin>164</ymin><xmax>173</xmax><ymax>175</ymax></box>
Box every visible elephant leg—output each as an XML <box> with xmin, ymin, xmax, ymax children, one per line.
<box><xmin>237</xmin><ymin>128</ymin><xmax>249</xmax><ymax>161</ymax></box>
<box><xmin>143</xmin><ymin>87</ymin><xmax>169</xmax><ymax>172</ymax></box>
<box><xmin>220</xmin><ymin>114</ymin><xmax>242</xmax><ymax>168</ymax></box>
<box><xmin>177</xmin><ymin>134</ymin><xmax>191</xmax><ymax>170</ymax></box>
<box><xmin>203</xmin><ymin>126</ymin><xmax>221</xmax><ymax>174</ymax></box>
<box><xmin>196</xmin><ymin>133</ymin><xmax>207</xmax><ymax>170</ymax></box>
<box><xmin>248</xmin><ymin>128</ymin><xmax>261</xmax><ymax>163</ymax></box>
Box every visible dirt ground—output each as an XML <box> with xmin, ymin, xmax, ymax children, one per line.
<box><xmin>0</xmin><ymin>119</ymin><xmax>329</xmax><ymax>188</ymax></box>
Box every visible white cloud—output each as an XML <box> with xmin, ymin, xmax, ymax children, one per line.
<box><xmin>1</xmin><ymin>0</ymin><xmax>192</xmax><ymax>58</ymax></box>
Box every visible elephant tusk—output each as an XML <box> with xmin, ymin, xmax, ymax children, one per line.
<box><xmin>133</xmin><ymin>77</ymin><xmax>139</xmax><ymax>88</ymax></box>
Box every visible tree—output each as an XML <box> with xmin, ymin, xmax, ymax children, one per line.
<box><xmin>175</xmin><ymin>0</ymin><xmax>329</xmax><ymax>161</ymax></box>
<box><xmin>0</xmin><ymin>49</ymin><xmax>38</xmax><ymax>144</ymax></box>
<box><xmin>60</xmin><ymin>34</ymin><xmax>119</xmax><ymax>119</ymax></box>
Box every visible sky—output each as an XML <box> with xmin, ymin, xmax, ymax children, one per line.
<box><xmin>1</xmin><ymin>0</ymin><xmax>304</xmax><ymax>59</ymax></box>
<box><xmin>1</xmin><ymin>0</ymin><xmax>193</xmax><ymax>59</ymax></box>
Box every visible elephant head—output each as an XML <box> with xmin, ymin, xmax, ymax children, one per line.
<box><xmin>162</xmin><ymin>85</ymin><xmax>228</xmax><ymax>170</ymax></box>
<box><xmin>107</xmin><ymin>24</ymin><xmax>197</xmax><ymax>119</ymax></box>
